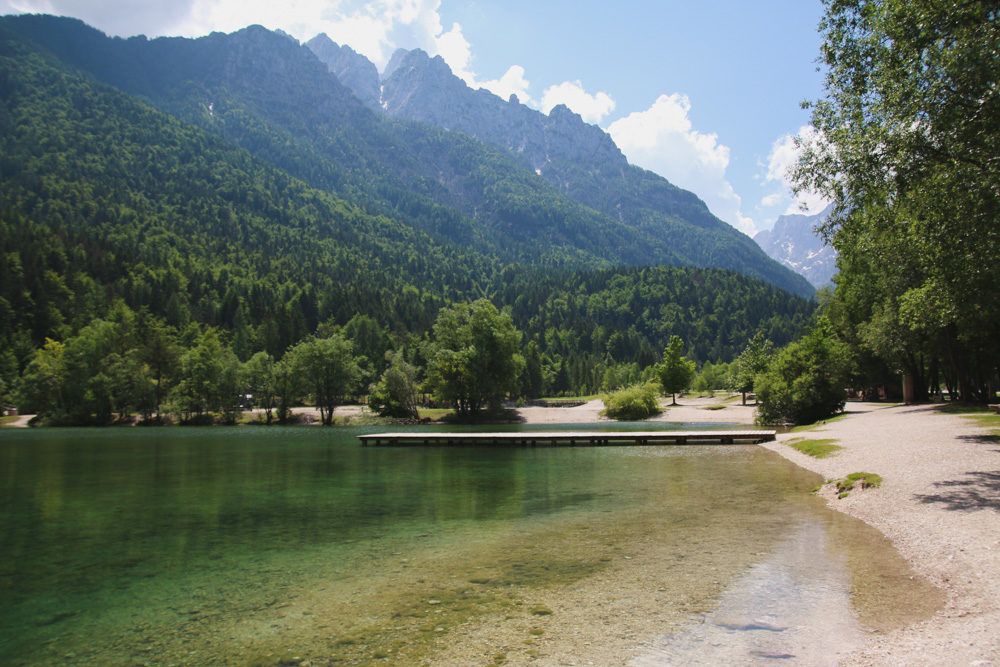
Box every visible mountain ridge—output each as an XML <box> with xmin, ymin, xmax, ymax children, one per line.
<box><xmin>305</xmin><ymin>35</ymin><xmax>813</xmax><ymax>297</ymax></box>
<box><xmin>754</xmin><ymin>206</ymin><xmax>836</xmax><ymax>288</ymax></box>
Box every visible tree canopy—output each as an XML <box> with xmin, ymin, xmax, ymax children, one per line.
<box><xmin>795</xmin><ymin>0</ymin><xmax>1000</xmax><ymax>400</ymax></box>
<box><xmin>657</xmin><ymin>336</ymin><xmax>695</xmax><ymax>405</ymax></box>
<box><xmin>424</xmin><ymin>300</ymin><xmax>524</xmax><ymax>417</ymax></box>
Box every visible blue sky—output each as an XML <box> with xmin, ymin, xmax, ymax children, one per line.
<box><xmin>2</xmin><ymin>0</ymin><xmax>829</xmax><ymax>234</ymax></box>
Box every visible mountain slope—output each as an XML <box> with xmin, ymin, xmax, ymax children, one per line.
<box><xmin>754</xmin><ymin>207</ymin><xmax>836</xmax><ymax>287</ymax></box>
<box><xmin>308</xmin><ymin>41</ymin><xmax>814</xmax><ymax>297</ymax></box>
<box><xmin>0</xmin><ymin>20</ymin><xmax>816</xmax><ymax>398</ymax></box>
<box><xmin>6</xmin><ymin>15</ymin><xmax>675</xmax><ymax>270</ymax></box>
<box><xmin>0</xmin><ymin>26</ymin><xmax>501</xmax><ymax>357</ymax></box>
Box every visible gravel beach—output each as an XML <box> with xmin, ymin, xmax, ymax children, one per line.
<box><xmin>517</xmin><ymin>396</ymin><xmax>1000</xmax><ymax>664</ymax></box>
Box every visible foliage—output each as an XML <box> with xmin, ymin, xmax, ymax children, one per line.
<box><xmin>729</xmin><ymin>331</ymin><xmax>774</xmax><ymax>404</ymax></box>
<box><xmin>795</xmin><ymin>0</ymin><xmax>1000</xmax><ymax>401</ymax></box>
<box><xmin>285</xmin><ymin>334</ymin><xmax>360</xmax><ymax>426</ymax></box>
<box><xmin>244</xmin><ymin>351</ymin><xmax>277</xmax><ymax>424</ymax></box>
<box><xmin>171</xmin><ymin>329</ymin><xmax>242</xmax><ymax>421</ymax></box>
<box><xmin>424</xmin><ymin>300</ymin><xmax>524</xmax><ymax>417</ymax></box>
<box><xmin>755</xmin><ymin>323</ymin><xmax>849</xmax><ymax>425</ymax></box>
<box><xmin>499</xmin><ymin>266</ymin><xmax>814</xmax><ymax>396</ymax></box>
<box><xmin>789</xmin><ymin>438</ymin><xmax>842</xmax><ymax>458</ymax></box>
<box><xmin>657</xmin><ymin>336</ymin><xmax>695</xmax><ymax>405</ymax></box>
<box><xmin>601</xmin><ymin>382</ymin><xmax>661</xmax><ymax>421</ymax></box>
<box><xmin>692</xmin><ymin>361</ymin><xmax>733</xmax><ymax>392</ymax></box>
<box><xmin>368</xmin><ymin>350</ymin><xmax>420</xmax><ymax>419</ymax></box>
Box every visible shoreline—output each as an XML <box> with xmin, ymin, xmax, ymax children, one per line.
<box><xmin>517</xmin><ymin>395</ymin><xmax>1000</xmax><ymax>663</ymax></box>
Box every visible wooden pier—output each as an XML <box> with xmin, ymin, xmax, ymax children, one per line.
<box><xmin>358</xmin><ymin>430</ymin><xmax>776</xmax><ymax>447</ymax></box>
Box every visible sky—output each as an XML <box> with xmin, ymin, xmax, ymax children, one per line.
<box><xmin>1</xmin><ymin>0</ymin><xmax>831</xmax><ymax>235</ymax></box>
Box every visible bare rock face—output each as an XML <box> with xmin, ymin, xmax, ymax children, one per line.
<box><xmin>306</xmin><ymin>33</ymin><xmax>381</xmax><ymax>109</ymax></box>
<box><xmin>379</xmin><ymin>48</ymin><xmax>627</xmax><ymax>174</ymax></box>
<box><xmin>754</xmin><ymin>206</ymin><xmax>837</xmax><ymax>287</ymax></box>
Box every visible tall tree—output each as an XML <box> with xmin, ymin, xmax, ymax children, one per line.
<box><xmin>730</xmin><ymin>331</ymin><xmax>774</xmax><ymax>405</ymax></box>
<box><xmin>244</xmin><ymin>351</ymin><xmax>277</xmax><ymax>424</ymax></box>
<box><xmin>424</xmin><ymin>299</ymin><xmax>524</xmax><ymax>417</ymax></box>
<box><xmin>286</xmin><ymin>334</ymin><xmax>360</xmax><ymax>426</ymax></box>
<box><xmin>368</xmin><ymin>350</ymin><xmax>420</xmax><ymax>419</ymax></box>
<box><xmin>795</xmin><ymin>0</ymin><xmax>1000</xmax><ymax>400</ymax></box>
<box><xmin>657</xmin><ymin>335</ymin><xmax>695</xmax><ymax>405</ymax></box>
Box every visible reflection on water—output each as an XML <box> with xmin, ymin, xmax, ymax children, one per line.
<box><xmin>0</xmin><ymin>425</ymin><xmax>941</xmax><ymax>664</ymax></box>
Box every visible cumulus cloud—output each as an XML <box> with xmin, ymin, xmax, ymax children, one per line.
<box><xmin>608</xmin><ymin>93</ymin><xmax>756</xmax><ymax>235</ymax></box>
<box><xmin>3</xmin><ymin>0</ymin><xmax>198</xmax><ymax>36</ymax></box>
<box><xmin>765</xmin><ymin>125</ymin><xmax>830</xmax><ymax>215</ymax></box>
<box><xmin>540</xmin><ymin>81</ymin><xmax>615</xmax><ymax>124</ymax></box>
<box><xmin>480</xmin><ymin>65</ymin><xmax>532</xmax><ymax>104</ymax></box>
<box><xmin>760</xmin><ymin>192</ymin><xmax>783</xmax><ymax>207</ymax></box>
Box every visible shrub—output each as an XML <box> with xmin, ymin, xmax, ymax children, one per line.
<box><xmin>601</xmin><ymin>382</ymin><xmax>661</xmax><ymax>421</ymax></box>
<box><xmin>755</xmin><ymin>324</ymin><xmax>848</xmax><ymax>425</ymax></box>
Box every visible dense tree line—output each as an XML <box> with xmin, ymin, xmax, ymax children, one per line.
<box><xmin>793</xmin><ymin>0</ymin><xmax>1000</xmax><ymax>403</ymax></box>
<box><xmin>495</xmin><ymin>266</ymin><xmax>814</xmax><ymax>397</ymax></box>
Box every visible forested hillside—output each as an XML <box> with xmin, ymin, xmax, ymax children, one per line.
<box><xmin>0</xmin><ymin>32</ymin><xmax>491</xmax><ymax>362</ymax></box>
<box><xmin>5</xmin><ymin>14</ymin><xmax>812</xmax><ymax>296</ymax></box>
<box><xmin>0</xmin><ymin>16</ymin><xmax>817</xmax><ymax>418</ymax></box>
<box><xmin>497</xmin><ymin>267</ymin><xmax>813</xmax><ymax>396</ymax></box>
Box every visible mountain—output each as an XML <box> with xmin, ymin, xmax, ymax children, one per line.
<box><xmin>307</xmin><ymin>39</ymin><xmax>814</xmax><ymax>298</ymax></box>
<box><xmin>8</xmin><ymin>15</ymin><xmax>812</xmax><ymax>296</ymax></box>
<box><xmin>0</xmin><ymin>26</ymin><xmax>498</xmax><ymax>358</ymax></box>
<box><xmin>0</xmin><ymin>15</ymin><xmax>815</xmax><ymax>399</ymax></box>
<box><xmin>754</xmin><ymin>206</ymin><xmax>837</xmax><ymax>288</ymax></box>
<box><xmin>304</xmin><ymin>33</ymin><xmax>381</xmax><ymax>109</ymax></box>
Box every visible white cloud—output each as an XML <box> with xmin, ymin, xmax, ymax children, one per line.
<box><xmin>760</xmin><ymin>192</ymin><xmax>782</xmax><ymax>207</ymax></box>
<box><xmin>434</xmin><ymin>20</ymin><xmax>473</xmax><ymax>80</ymax></box>
<box><xmin>607</xmin><ymin>93</ymin><xmax>756</xmax><ymax>235</ymax></box>
<box><xmin>480</xmin><ymin>65</ymin><xmax>531</xmax><ymax>104</ymax></box>
<box><xmin>540</xmin><ymin>80</ymin><xmax>615</xmax><ymax>124</ymax></box>
<box><xmin>765</xmin><ymin>125</ymin><xmax>830</xmax><ymax>215</ymax></box>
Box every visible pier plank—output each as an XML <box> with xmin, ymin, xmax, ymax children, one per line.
<box><xmin>358</xmin><ymin>430</ymin><xmax>775</xmax><ymax>447</ymax></box>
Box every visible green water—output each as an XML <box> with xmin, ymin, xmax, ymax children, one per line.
<box><xmin>0</xmin><ymin>425</ymin><xmax>941</xmax><ymax>665</ymax></box>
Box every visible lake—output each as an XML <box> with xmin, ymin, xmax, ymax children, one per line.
<box><xmin>0</xmin><ymin>424</ymin><xmax>942</xmax><ymax>665</ymax></box>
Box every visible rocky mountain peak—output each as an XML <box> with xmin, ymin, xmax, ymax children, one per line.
<box><xmin>306</xmin><ymin>33</ymin><xmax>381</xmax><ymax>108</ymax></box>
<box><xmin>755</xmin><ymin>205</ymin><xmax>836</xmax><ymax>287</ymax></box>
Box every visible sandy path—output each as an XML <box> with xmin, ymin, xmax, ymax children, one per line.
<box><xmin>761</xmin><ymin>403</ymin><xmax>1000</xmax><ymax>664</ymax></box>
<box><xmin>515</xmin><ymin>395</ymin><xmax>757</xmax><ymax>425</ymax></box>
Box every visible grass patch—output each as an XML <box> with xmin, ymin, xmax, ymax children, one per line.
<box><xmin>789</xmin><ymin>412</ymin><xmax>848</xmax><ymax>433</ymax></box>
<box><xmin>534</xmin><ymin>395</ymin><xmax>598</xmax><ymax>404</ymax></box>
<box><xmin>703</xmin><ymin>404</ymin><xmax>727</xmax><ymax>411</ymax></box>
<box><xmin>955</xmin><ymin>410</ymin><xmax>1000</xmax><ymax>432</ymax></box>
<box><xmin>834</xmin><ymin>472</ymin><xmax>882</xmax><ymax>498</ymax></box>
<box><xmin>0</xmin><ymin>414</ymin><xmax>19</xmax><ymax>425</ymax></box>
<box><xmin>936</xmin><ymin>402</ymin><xmax>995</xmax><ymax>414</ymax></box>
<box><xmin>417</xmin><ymin>407</ymin><xmax>452</xmax><ymax>421</ymax></box>
<box><xmin>788</xmin><ymin>438</ymin><xmax>842</xmax><ymax>458</ymax></box>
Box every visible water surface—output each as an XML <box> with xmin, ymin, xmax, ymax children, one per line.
<box><xmin>0</xmin><ymin>425</ymin><xmax>941</xmax><ymax>664</ymax></box>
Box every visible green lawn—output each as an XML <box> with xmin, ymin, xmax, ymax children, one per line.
<box><xmin>788</xmin><ymin>438</ymin><xmax>842</xmax><ymax>458</ymax></box>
